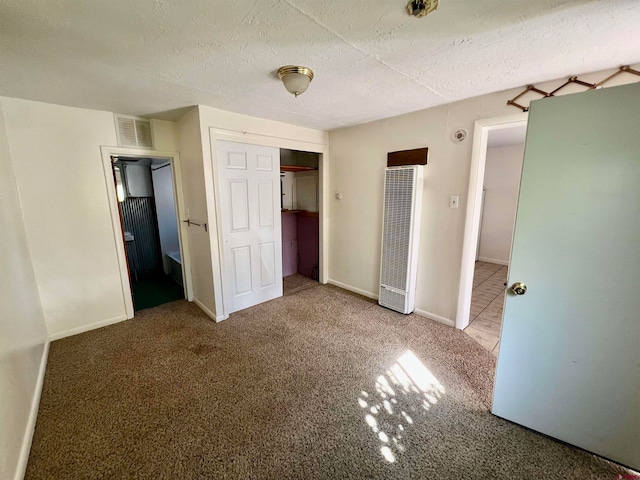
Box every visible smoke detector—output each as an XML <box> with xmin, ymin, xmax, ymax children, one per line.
<box><xmin>451</xmin><ymin>129</ymin><xmax>467</xmax><ymax>143</ymax></box>
<box><xmin>407</xmin><ymin>0</ymin><xmax>438</xmax><ymax>18</ymax></box>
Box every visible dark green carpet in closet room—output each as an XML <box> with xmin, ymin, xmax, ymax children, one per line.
<box><xmin>132</xmin><ymin>275</ymin><xmax>184</xmax><ymax>311</ymax></box>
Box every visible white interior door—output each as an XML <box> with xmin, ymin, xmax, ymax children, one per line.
<box><xmin>493</xmin><ymin>83</ymin><xmax>640</xmax><ymax>470</ymax></box>
<box><xmin>216</xmin><ymin>141</ymin><xmax>282</xmax><ymax>314</ymax></box>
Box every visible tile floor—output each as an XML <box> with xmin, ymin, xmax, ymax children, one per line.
<box><xmin>464</xmin><ymin>261</ymin><xmax>507</xmax><ymax>357</ymax></box>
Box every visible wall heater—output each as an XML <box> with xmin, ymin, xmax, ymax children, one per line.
<box><xmin>379</xmin><ymin>165</ymin><xmax>424</xmax><ymax>314</ymax></box>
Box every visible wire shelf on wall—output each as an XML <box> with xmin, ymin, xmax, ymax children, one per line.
<box><xmin>507</xmin><ymin>65</ymin><xmax>640</xmax><ymax>112</ymax></box>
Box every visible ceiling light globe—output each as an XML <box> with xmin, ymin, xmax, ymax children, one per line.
<box><xmin>278</xmin><ymin>66</ymin><xmax>314</xmax><ymax>97</ymax></box>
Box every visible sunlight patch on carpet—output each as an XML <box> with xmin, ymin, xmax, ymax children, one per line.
<box><xmin>358</xmin><ymin>350</ymin><xmax>445</xmax><ymax>463</ymax></box>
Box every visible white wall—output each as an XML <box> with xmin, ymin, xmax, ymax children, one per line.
<box><xmin>0</xmin><ymin>99</ymin><xmax>48</xmax><ymax>480</ymax></box>
<box><xmin>1</xmin><ymin>97</ymin><xmax>180</xmax><ymax>338</ymax></box>
<box><xmin>151</xmin><ymin>119</ymin><xmax>178</xmax><ymax>152</ymax></box>
<box><xmin>197</xmin><ymin>105</ymin><xmax>328</xmax><ymax>319</ymax></box>
<box><xmin>295</xmin><ymin>170</ymin><xmax>318</xmax><ymax>212</ymax></box>
<box><xmin>478</xmin><ymin>144</ymin><xmax>525</xmax><ymax>265</ymax></box>
<box><xmin>151</xmin><ymin>165</ymin><xmax>180</xmax><ymax>267</ymax></box>
<box><xmin>1</xmin><ymin>97</ymin><xmax>125</xmax><ymax>337</ymax></box>
<box><xmin>176</xmin><ymin>107</ymin><xmax>217</xmax><ymax>317</ymax></box>
<box><xmin>328</xmin><ymin>65</ymin><xmax>640</xmax><ymax>325</ymax></box>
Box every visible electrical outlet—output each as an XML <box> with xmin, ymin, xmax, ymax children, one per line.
<box><xmin>449</xmin><ymin>195</ymin><xmax>459</xmax><ymax>209</ymax></box>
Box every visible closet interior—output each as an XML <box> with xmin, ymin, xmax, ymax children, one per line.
<box><xmin>280</xmin><ymin>149</ymin><xmax>319</xmax><ymax>284</ymax></box>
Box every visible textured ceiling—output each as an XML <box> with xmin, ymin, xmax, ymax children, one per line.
<box><xmin>1</xmin><ymin>0</ymin><xmax>639</xmax><ymax>130</ymax></box>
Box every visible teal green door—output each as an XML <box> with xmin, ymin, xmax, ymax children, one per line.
<box><xmin>492</xmin><ymin>82</ymin><xmax>640</xmax><ymax>470</ymax></box>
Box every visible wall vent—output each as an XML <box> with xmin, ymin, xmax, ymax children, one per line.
<box><xmin>379</xmin><ymin>165</ymin><xmax>424</xmax><ymax>314</ymax></box>
<box><xmin>114</xmin><ymin>114</ymin><xmax>154</xmax><ymax>149</ymax></box>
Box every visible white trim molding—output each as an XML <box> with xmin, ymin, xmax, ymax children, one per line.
<box><xmin>49</xmin><ymin>314</ymin><xmax>128</xmax><ymax>341</ymax></box>
<box><xmin>327</xmin><ymin>279</ymin><xmax>378</xmax><ymax>300</ymax></box>
<box><xmin>456</xmin><ymin>113</ymin><xmax>528</xmax><ymax>330</ymax></box>
<box><xmin>100</xmin><ymin>146</ymin><xmax>194</xmax><ymax>322</ymax></box>
<box><xmin>326</xmin><ymin>279</ymin><xmax>455</xmax><ymax>327</ymax></box>
<box><xmin>414</xmin><ymin>309</ymin><xmax>456</xmax><ymax>327</ymax></box>
<box><xmin>193</xmin><ymin>297</ymin><xmax>226</xmax><ymax>323</ymax></box>
<box><xmin>477</xmin><ymin>257</ymin><xmax>509</xmax><ymax>266</ymax></box>
<box><xmin>15</xmin><ymin>340</ymin><xmax>49</xmax><ymax>480</ymax></box>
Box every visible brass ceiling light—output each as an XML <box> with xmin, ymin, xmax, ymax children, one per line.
<box><xmin>277</xmin><ymin>65</ymin><xmax>314</xmax><ymax>97</ymax></box>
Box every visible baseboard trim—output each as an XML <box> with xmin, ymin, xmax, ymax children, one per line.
<box><xmin>327</xmin><ymin>279</ymin><xmax>378</xmax><ymax>300</ymax></box>
<box><xmin>477</xmin><ymin>257</ymin><xmax>509</xmax><ymax>266</ymax></box>
<box><xmin>414</xmin><ymin>309</ymin><xmax>456</xmax><ymax>327</ymax></box>
<box><xmin>324</xmin><ymin>280</ymin><xmax>454</xmax><ymax>328</ymax></box>
<box><xmin>15</xmin><ymin>339</ymin><xmax>49</xmax><ymax>480</ymax></box>
<box><xmin>49</xmin><ymin>314</ymin><xmax>128</xmax><ymax>341</ymax></box>
<box><xmin>192</xmin><ymin>297</ymin><xmax>224</xmax><ymax>322</ymax></box>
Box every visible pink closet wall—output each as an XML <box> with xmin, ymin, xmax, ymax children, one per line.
<box><xmin>281</xmin><ymin>212</ymin><xmax>318</xmax><ymax>279</ymax></box>
<box><xmin>282</xmin><ymin>213</ymin><xmax>298</xmax><ymax>277</ymax></box>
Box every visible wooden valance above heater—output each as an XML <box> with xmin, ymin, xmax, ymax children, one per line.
<box><xmin>387</xmin><ymin>147</ymin><xmax>428</xmax><ymax>167</ymax></box>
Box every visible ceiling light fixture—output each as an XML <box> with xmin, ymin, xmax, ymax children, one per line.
<box><xmin>277</xmin><ymin>65</ymin><xmax>314</xmax><ymax>97</ymax></box>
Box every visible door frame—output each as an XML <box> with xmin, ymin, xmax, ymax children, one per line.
<box><xmin>455</xmin><ymin>113</ymin><xmax>528</xmax><ymax>330</ymax></box>
<box><xmin>208</xmin><ymin>128</ymin><xmax>328</xmax><ymax>320</ymax></box>
<box><xmin>100</xmin><ymin>146</ymin><xmax>193</xmax><ymax>319</ymax></box>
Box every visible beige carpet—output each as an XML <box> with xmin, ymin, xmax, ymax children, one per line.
<box><xmin>283</xmin><ymin>273</ymin><xmax>318</xmax><ymax>296</ymax></box>
<box><xmin>27</xmin><ymin>284</ymin><xmax>630</xmax><ymax>479</ymax></box>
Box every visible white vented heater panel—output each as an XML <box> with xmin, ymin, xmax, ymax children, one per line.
<box><xmin>379</xmin><ymin>165</ymin><xmax>423</xmax><ymax>314</ymax></box>
<box><xmin>114</xmin><ymin>114</ymin><xmax>154</xmax><ymax>149</ymax></box>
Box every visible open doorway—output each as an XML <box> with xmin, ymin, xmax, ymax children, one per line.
<box><xmin>456</xmin><ymin>116</ymin><xmax>528</xmax><ymax>355</ymax></box>
<box><xmin>280</xmin><ymin>148</ymin><xmax>320</xmax><ymax>295</ymax></box>
<box><xmin>111</xmin><ymin>155</ymin><xmax>185</xmax><ymax>311</ymax></box>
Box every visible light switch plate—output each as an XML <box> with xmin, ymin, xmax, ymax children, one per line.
<box><xmin>450</xmin><ymin>195</ymin><xmax>459</xmax><ymax>208</ymax></box>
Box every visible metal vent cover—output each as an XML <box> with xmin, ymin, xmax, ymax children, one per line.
<box><xmin>379</xmin><ymin>165</ymin><xmax>424</xmax><ymax>314</ymax></box>
<box><xmin>379</xmin><ymin>286</ymin><xmax>407</xmax><ymax>313</ymax></box>
<box><xmin>380</xmin><ymin>168</ymin><xmax>414</xmax><ymax>290</ymax></box>
<box><xmin>115</xmin><ymin>114</ymin><xmax>153</xmax><ymax>149</ymax></box>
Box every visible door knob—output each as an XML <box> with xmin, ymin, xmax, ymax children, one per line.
<box><xmin>511</xmin><ymin>282</ymin><xmax>527</xmax><ymax>295</ymax></box>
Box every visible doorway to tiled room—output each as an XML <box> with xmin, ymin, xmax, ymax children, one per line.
<box><xmin>464</xmin><ymin>261</ymin><xmax>508</xmax><ymax>357</ymax></box>
<box><xmin>460</xmin><ymin>120</ymin><xmax>527</xmax><ymax>356</ymax></box>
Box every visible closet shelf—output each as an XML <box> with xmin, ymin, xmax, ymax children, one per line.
<box><xmin>281</xmin><ymin>210</ymin><xmax>319</xmax><ymax>218</ymax></box>
<box><xmin>280</xmin><ymin>165</ymin><xmax>317</xmax><ymax>172</ymax></box>
<box><xmin>297</xmin><ymin>211</ymin><xmax>319</xmax><ymax>218</ymax></box>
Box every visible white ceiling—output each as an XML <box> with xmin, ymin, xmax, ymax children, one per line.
<box><xmin>1</xmin><ymin>0</ymin><xmax>639</xmax><ymax>130</ymax></box>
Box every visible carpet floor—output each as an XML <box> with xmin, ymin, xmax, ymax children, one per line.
<box><xmin>283</xmin><ymin>273</ymin><xmax>318</xmax><ymax>296</ymax></box>
<box><xmin>27</xmin><ymin>284</ymin><xmax>630</xmax><ymax>479</ymax></box>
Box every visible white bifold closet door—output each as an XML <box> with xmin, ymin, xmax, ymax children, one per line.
<box><xmin>216</xmin><ymin>141</ymin><xmax>282</xmax><ymax>314</ymax></box>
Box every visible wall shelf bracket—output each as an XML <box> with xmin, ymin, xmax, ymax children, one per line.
<box><xmin>507</xmin><ymin>65</ymin><xmax>640</xmax><ymax>112</ymax></box>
